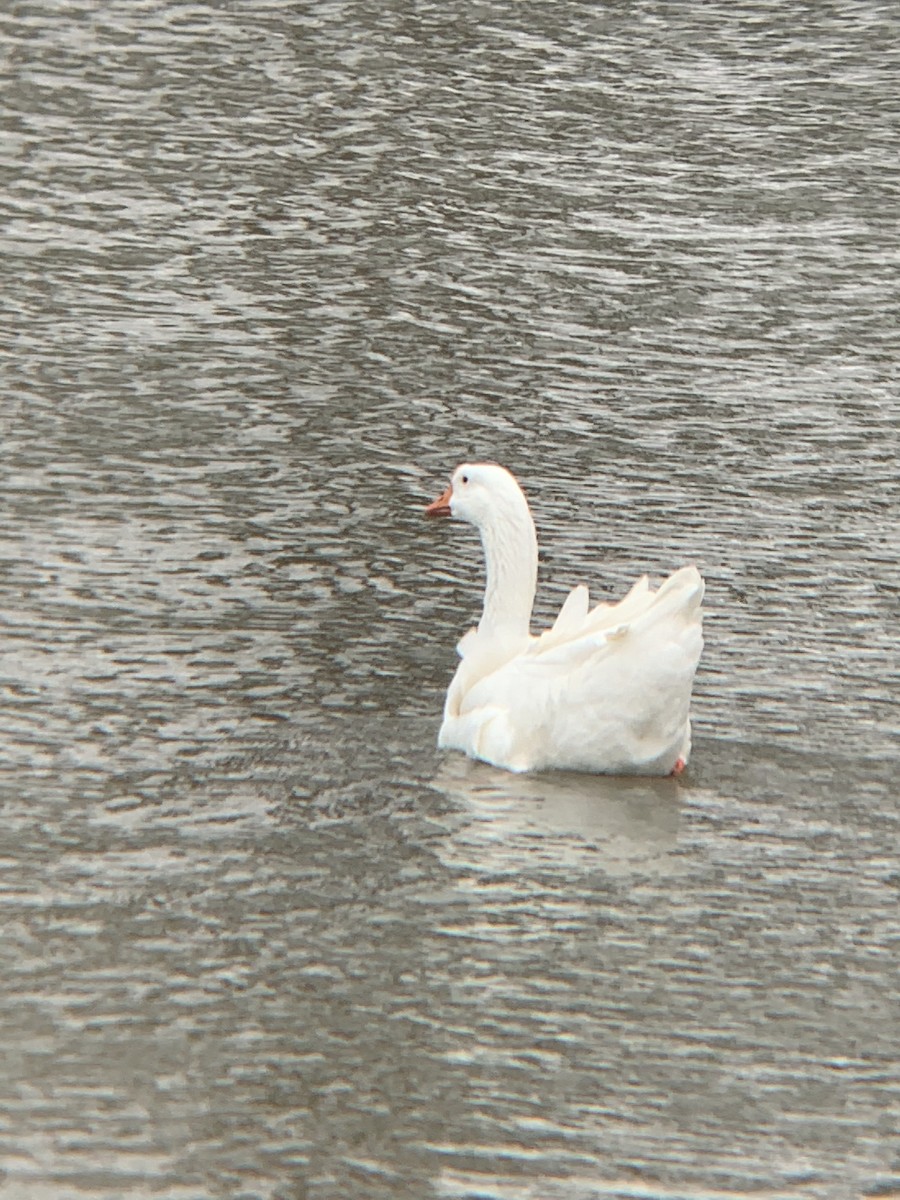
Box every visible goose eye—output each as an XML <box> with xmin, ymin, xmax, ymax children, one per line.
<box><xmin>461</xmin><ymin>475</ymin><xmax>468</xmax><ymax>484</ymax></box>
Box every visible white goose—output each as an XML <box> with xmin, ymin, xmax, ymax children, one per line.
<box><xmin>426</xmin><ymin>463</ymin><xmax>704</xmax><ymax>776</ymax></box>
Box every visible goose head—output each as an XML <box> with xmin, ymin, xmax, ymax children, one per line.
<box><xmin>425</xmin><ymin>462</ymin><xmax>530</xmax><ymax>531</ymax></box>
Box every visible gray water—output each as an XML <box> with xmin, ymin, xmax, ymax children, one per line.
<box><xmin>1</xmin><ymin>2</ymin><xmax>898</xmax><ymax>1197</ymax></box>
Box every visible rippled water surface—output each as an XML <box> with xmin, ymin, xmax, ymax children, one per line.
<box><xmin>2</xmin><ymin>1</ymin><xmax>898</xmax><ymax>1197</ymax></box>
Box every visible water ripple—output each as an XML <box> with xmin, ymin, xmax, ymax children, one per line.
<box><xmin>1</xmin><ymin>2</ymin><xmax>897</xmax><ymax>1197</ymax></box>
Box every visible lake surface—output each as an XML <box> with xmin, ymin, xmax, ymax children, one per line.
<box><xmin>1</xmin><ymin>1</ymin><xmax>898</xmax><ymax>1197</ymax></box>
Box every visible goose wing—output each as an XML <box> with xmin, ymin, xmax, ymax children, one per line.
<box><xmin>457</xmin><ymin>568</ymin><xmax>704</xmax><ymax>772</ymax></box>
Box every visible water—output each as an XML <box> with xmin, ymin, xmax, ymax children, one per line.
<box><xmin>1</xmin><ymin>1</ymin><xmax>898</xmax><ymax>1197</ymax></box>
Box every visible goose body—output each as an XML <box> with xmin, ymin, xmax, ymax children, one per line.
<box><xmin>426</xmin><ymin>463</ymin><xmax>704</xmax><ymax>776</ymax></box>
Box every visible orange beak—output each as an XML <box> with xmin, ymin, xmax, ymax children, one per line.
<box><xmin>425</xmin><ymin>483</ymin><xmax>453</xmax><ymax>518</ymax></box>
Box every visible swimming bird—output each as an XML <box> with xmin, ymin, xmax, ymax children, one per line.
<box><xmin>426</xmin><ymin>462</ymin><xmax>704</xmax><ymax>776</ymax></box>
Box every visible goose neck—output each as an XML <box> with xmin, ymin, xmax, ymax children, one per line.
<box><xmin>478</xmin><ymin>512</ymin><xmax>537</xmax><ymax>639</ymax></box>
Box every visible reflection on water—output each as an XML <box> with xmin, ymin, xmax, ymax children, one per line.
<box><xmin>1</xmin><ymin>0</ymin><xmax>898</xmax><ymax>1197</ymax></box>
<box><xmin>432</xmin><ymin>756</ymin><xmax>681</xmax><ymax>876</ymax></box>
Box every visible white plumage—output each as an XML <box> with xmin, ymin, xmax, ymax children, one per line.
<box><xmin>426</xmin><ymin>463</ymin><xmax>704</xmax><ymax>776</ymax></box>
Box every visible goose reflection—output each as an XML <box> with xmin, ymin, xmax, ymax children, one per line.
<box><xmin>430</xmin><ymin>754</ymin><xmax>682</xmax><ymax>877</ymax></box>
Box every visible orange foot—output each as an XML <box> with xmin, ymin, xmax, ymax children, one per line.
<box><xmin>670</xmin><ymin>757</ymin><xmax>686</xmax><ymax>777</ymax></box>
